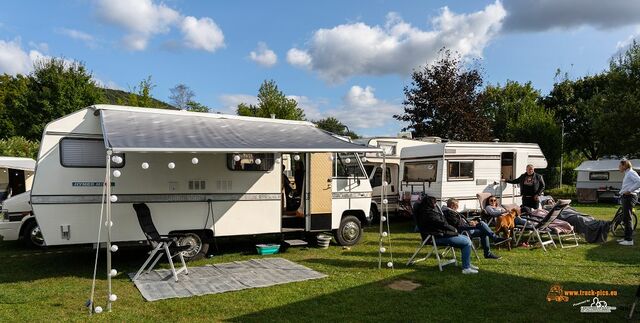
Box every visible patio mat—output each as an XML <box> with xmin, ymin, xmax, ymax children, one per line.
<box><xmin>129</xmin><ymin>258</ymin><xmax>327</xmax><ymax>301</ymax></box>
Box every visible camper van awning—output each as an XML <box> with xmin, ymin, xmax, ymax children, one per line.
<box><xmin>575</xmin><ymin>159</ymin><xmax>640</xmax><ymax>172</ymax></box>
<box><xmin>0</xmin><ymin>157</ymin><xmax>35</xmax><ymax>171</ymax></box>
<box><xmin>98</xmin><ymin>108</ymin><xmax>380</xmax><ymax>153</ymax></box>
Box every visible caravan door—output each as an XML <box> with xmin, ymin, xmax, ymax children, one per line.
<box><xmin>309</xmin><ymin>153</ymin><xmax>333</xmax><ymax>230</ymax></box>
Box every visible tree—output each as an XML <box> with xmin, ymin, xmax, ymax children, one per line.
<box><xmin>185</xmin><ymin>100</ymin><xmax>209</xmax><ymax>112</ymax></box>
<box><xmin>314</xmin><ymin>117</ymin><xmax>359</xmax><ymax>138</ymax></box>
<box><xmin>5</xmin><ymin>58</ymin><xmax>104</xmax><ymax>140</ymax></box>
<box><xmin>0</xmin><ymin>136</ymin><xmax>40</xmax><ymax>159</ymax></box>
<box><xmin>236</xmin><ymin>80</ymin><xmax>305</xmax><ymax>120</ymax></box>
<box><xmin>481</xmin><ymin>80</ymin><xmax>541</xmax><ymax>140</ymax></box>
<box><xmin>506</xmin><ymin>104</ymin><xmax>561</xmax><ymax>171</ymax></box>
<box><xmin>128</xmin><ymin>76</ymin><xmax>157</xmax><ymax>108</ymax></box>
<box><xmin>169</xmin><ymin>84</ymin><xmax>195</xmax><ymax>110</ymax></box>
<box><xmin>394</xmin><ymin>49</ymin><xmax>491</xmax><ymax>141</ymax></box>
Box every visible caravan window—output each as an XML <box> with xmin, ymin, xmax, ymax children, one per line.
<box><xmin>60</xmin><ymin>138</ymin><xmax>125</xmax><ymax>168</ymax></box>
<box><xmin>227</xmin><ymin>153</ymin><xmax>275</xmax><ymax>171</ymax></box>
<box><xmin>403</xmin><ymin>161</ymin><xmax>437</xmax><ymax>182</ymax></box>
<box><xmin>371</xmin><ymin>167</ymin><xmax>392</xmax><ymax>187</ymax></box>
<box><xmin>589</xmin><ymin>172</ymin><xmax>609</xmax><ymax>181</ymax></box>
<box><xmin>335</xmin><ymin>153</ymin><xmax>366</xmax><ymax>178</ymax></box>
<box><xmin>447</xmin><ymin>161</ymin><xmax>474</xmax><ymax>180</ymax></box>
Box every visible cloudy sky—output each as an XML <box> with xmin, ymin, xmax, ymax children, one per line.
<box><xmin>1</xmin><ymin>0</ymin><xmax>639</xmax><ymax>136</ymax></box>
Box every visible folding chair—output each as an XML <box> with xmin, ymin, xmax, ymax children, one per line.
<box><xmin>132</xmin><ymin>203</ymin><xmax>189</xmax><ymax>282</ymax></box>
<box><xmin>514</xmin><ymin>200</ymin><xmax>571</xmax><ymax>252</ymax></box>
<box><xmin>476</xmin><ymin>192</ymin><xmax>494</xmax><ymax>225</ymax></box>
<box><xmin>555</xmin><ymin>226</ymin><xmax>580</xmax><ymax>248</ymax></box>
<box><xmin>406</xmin><ymin>233</ymin><xmax>457</xmax><ymax>271</ymax></box>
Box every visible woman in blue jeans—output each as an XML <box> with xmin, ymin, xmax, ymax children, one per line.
<box><xmin>414</xmin><ymin>195</ymin><xmax>478</xmax><ymax>274</ymax></box>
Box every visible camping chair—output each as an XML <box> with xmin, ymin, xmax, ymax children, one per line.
<box><xmin>132</xmin><ymin>203</ymin><xmax>189</xmax><ymax>282</ymax></box>
<box><xmin>406</xmin><ymin>233</ymin><xmax>458</xmax><ymax>271</ymax></box>
<box><xmin>514</xmin><ymin>200</ymin><xmax>571</xmax><ymax>252</ymax></box>
<box><xmin>555</xmin><ymin>224</ymin><xmax>580</xmax><ymax>249</ymax></box>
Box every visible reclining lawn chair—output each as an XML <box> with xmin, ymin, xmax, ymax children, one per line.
<box><xmin>132</xmin><ymin>203</ymin><xmax>189</xmax><ymax>282</ymax></box>
<box><xmin>514</xmin><ymin>200</ymin><xmax>571</xmax><ymax>252</ymax></box>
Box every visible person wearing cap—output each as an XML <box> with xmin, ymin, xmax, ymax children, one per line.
<box><xmin>618</xmin><ymin>160</ymin><xmax>640</xmax><ymax>246</ymax></box>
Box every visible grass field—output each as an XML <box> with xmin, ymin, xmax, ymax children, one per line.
<box><xmin>0</xmin><ymin>203</ymin><xmax>638</xmax><ymax>322</ymax></box>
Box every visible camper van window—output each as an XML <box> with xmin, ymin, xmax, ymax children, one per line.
<box><xmin>447</xmin><ymin>161</ymin><xmax>474</xmax><ymax>180</ymax></box>
<box><xmin>371</xmin><ymin>167</ymin><xmax>392</xmax><ymax>187</ymax></box>
<box><xmin>60</xmin><ymin>138</ymin><xmax>125</xmax><ymax>168</ymax></box>
<box><xmin>589</xmin><ymin>172</ymin><xmax>609</xmax><ymax>181</ymax></box>
<box><xmin>335</xmin><ymin>153</ymin><xmax>366</xmax><ymax>178</ymax></box>
<box><xmin>403</xmin><ymin>161</ymin><xmax>437</xmax><ymax>182</ymax></box>
<box><xmin>226</xmin><ymin>153</ymin><xmax>274</xmax><ymax>171</ymax></box>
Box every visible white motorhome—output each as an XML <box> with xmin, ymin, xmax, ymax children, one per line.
<box><xmin>0</xmin><ymin>105</ymin><xmax>379</xmax><ymax>259</ymax></box>
<box><xmin>356</xmin><ymin>137</ymin><xmax>436</xmax><ymax>217</ymax></box>
<box><xmin>574</xmin><ymin>159</ymin><xmax>640</xmax><ymax>203</ymax></box>
<box><xmin>399</xmin><ymin>141</ymin><xmax>548</xmax><ymax>210</ymax></box>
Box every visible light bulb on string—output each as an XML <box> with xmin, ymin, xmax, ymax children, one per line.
<box><xmin>110</xmin><ymin>195</ymin><xmax>118</xmax><ymax>203</ymax></box>
<box><xmin>141</xmin><ymin>162</ymin><xmax>149</xmax><ymax>169</ymax></box>
<box><xmin>94</xmin><ymin>306</ymin><xmax>103</xmax><ymax>314</ymax></box>
<box><xmin>110</xmin><ymin>245</ymin><xmax>118</xmax><ymax>252</ymax></box>
<box><xmin>381</xmin><ymin>216</ymin><xmax>387</xmax><ymax>222</ymax></box>
<box><xmin>109</xmin><ymin>294</ymin><xmax>118</xmax><ymax>302</ymax></box>
<box><xmin>113</xmin><ymin>170</ymin><xmax>121</xmax><ymax>178</ymax></box>
<box><xmin>168</xmin><ymin>162</ymin><xmax>175</xmax><ymax>169</ymax></box>
<box><xmin>255</xmin><ymin>158</ymin><xmax>262</xmax><ymax>165</ymax></box>
<box><xmin>387</xmin><ymin>262</ymin><xmax>394</xmax><ymax>268</ymax></box>
<box><xmin>380</xmin><ymin>247</ymin><xmax>386</xmax><ymax>253</ymax></box>
<box><xmin>111</xmin><ymin>156</ymin><xmax>123</xmax><ymax>164</ymax></box>
<box><xmin>109</xmin><ymin>269</ymin><xmax>117</xmax><ymax>277</ymax></box>
<box><xmin>233</xmin><ymin>155</ymin><xmax>241</xmax><ymax>162</ymax></box>
<box><xmin>191</xmin><ymin>157</ymin><xmax>199</xmax><ymax>165</ymax></box>
<box><xmin>294</xmin><ymin>155</ymin><xmax>300</xmax><ymax>161</ymax></box>
<box><xmin>382</xmin><ymin>231</ymin><xmax>388</xmax><ymax>237</ymax></box>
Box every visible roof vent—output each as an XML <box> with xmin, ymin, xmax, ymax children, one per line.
<box><xmin>492</xmin><ymin>138</ymin><xmax>500</xmax><ymax>143</ymax></box>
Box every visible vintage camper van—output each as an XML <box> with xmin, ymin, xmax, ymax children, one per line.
<box><xmin>356</xmin><ymin>137</ymin><xmax>435</xmax><ymax>218</ymax></box>
<box><xmin>574</xmin><ymin>159</ymin><xmax>640</xmax><ymax>203</ymax></box>
<box><xmin>0</xmin><ymin>157</ymin><xmax>36</xmax><ymax>245</ymax></box>
<box><xmin>399</xmin><ymin>141</ymin><xmax>548</xmax><ymax>210</ymax></box>
<box><xmin>0</xmin><ymin>105</ymin><xmax>378</xmax><ymax>259</ymax></box>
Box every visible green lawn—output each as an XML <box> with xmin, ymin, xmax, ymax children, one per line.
<box><xmin>0</xmin><ymin>204</ymin><xmax>637</xmax><ymax>322</ymax></box>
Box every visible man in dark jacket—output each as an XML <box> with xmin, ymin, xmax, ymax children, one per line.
<box><xmin>505</xmin><ymin>164</ymin><xmax>545</xmax><ymax>209</ymax></box>
<box><xmin>414</xmin><ymin>195</ymin><xmax>478</xmax><ymax>274</ymax></box>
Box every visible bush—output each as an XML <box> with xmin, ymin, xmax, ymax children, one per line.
<box><xmin>546</xmin><ymin>185</ymin><xmax>576</xmax><ymax>200</ymax></box>
<box><xmin>0</xmin><ymin>137</ymin><xmax>40</xmax><ymax>159</ymax></box>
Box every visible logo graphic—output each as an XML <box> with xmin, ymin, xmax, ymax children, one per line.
<box><xmin>577</xmin><ymin>297</ymin><xmax>617</xmax><ymax>313</ymax></box>
<box><xmin>547</xmin><ymin>284</ymin><xmax>569</xmax><ymax>302</ymax></box>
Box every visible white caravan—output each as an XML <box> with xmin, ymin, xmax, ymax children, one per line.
<box><xmin>574</xmin><ymin>159</ymin><xmax>640</xmax><ymax>203</ymax></box>
<box><xmin>399</xmin><ymin>141</ymin><xmax>548</xmax><ymax>211</ymax></box>
<box><xmin>356</xmin><ymin>137</ymin><xmax>436</xmax><ymax>217</ymax></box>
<box><xmin>0</xmin><ymin>157</ymin><xmax>36</xmax><ymax>243</ymax></box>
<box><xmin>0</xmin><ymin>105</ymin><xmax>379</xmax><ymax>259</ymax></box>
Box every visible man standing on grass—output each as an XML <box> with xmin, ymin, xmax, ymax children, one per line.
<box><xmin>505</xmin><ymin>164</ymin><xmax>545</xmax><ymax>210</ymax></box>
<box><xmin>618</xmin><ymin>160</ymin><xmax>640</xmax><ymax>246</ymax></box>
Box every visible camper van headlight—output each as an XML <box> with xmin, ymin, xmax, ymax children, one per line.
<box><xmin>141</xmin><ymin>162</ymin><xmax>149</xmax><ymax>169</ymax></box>
<box><xmin>255</xmin><ymin>158</ymin><xmax>262</xmax><ymax>165</ymax></box>
<box><xmin>191</xmin><ymin>157</ymin><xmax>199</xmax><ymax>165</ymax></box>
<box><xmin>168</xmin><ymin>162</ymin><xmax>176</xmax><ymax>169</ymax></box>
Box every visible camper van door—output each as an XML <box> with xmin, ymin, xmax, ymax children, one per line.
<box><xmin>309</xmin><ymin>153</ymin><xmax>333</xmax><ymax>230</ymax></box>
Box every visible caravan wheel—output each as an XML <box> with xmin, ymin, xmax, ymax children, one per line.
<box><xmin>176</xmin><ymin>232</ymin><xmax>209</xmax><ymax>261</ymax></box>
<box><xmin>334</xmin><ymin>215</ymin><xmax>363</xmax><ymax>246</ymax></box>
<box><xmin>23</xmin><ymin>220</ymin><xmax>45</xmax><ymax>248</ymax></box>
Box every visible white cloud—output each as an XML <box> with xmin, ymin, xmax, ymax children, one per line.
<box><xmin>286</xmin><ymin>2</ymin><xmax>505</xmax><ymax>83</ymax></box>
<box><xmin>327</xmin><ymin>86</ymin><xmax>402</xmax><ymax>129</ymax></box>
<box><xmin>249</xmin><ymin>42</ymin><xmax>277</xmax><ymax>67</ymax></box>
<box><xmin>0</xmin><ymin>39</ymin><xmax>34</xmax><ymax>75</ymax></box>
<box><xmin>617</xmin><ymin>25</ymin><xmax>640</xmax><ymax>50</ymax></box>
<box><xmin>96</xmin><ymin>0</ymin><xmax>224</xmax><ymax>52</ymax></box>
<box><xmin>181</xmin><ymin>16</ymin><xmax>225</xmax><ymax>52</ymax></box>
<box><xmin>286</xmin><ymin>95</ymin><xmax>325</xmax><ymax>120</ymax></box>
<box><xmin>286</xmin><ymin>48</ymin><xmax>312</xmax><ymax>67</ymax></box>
<box><xmin>28</xmin><ymin>41</ymin><xmax>49</xmax><ymax>53</ymax></box>
<box><xmin>503</xmin><ymin>0</ymin><xmax>640</xmax><ymax>32</ymax></box>
<box><xmin>93</xmin><ymin>77</ymin><xmax>122</xmax><ymax>90</ymax></box>
<box><xmin>57</xmin><ymin>28</ymin><xmax>97</xmax><ymax>48</ymax></box>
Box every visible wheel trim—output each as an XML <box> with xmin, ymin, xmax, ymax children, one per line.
<box><xmin>342</xmin><ymin>222</ymin><xmax>360</xmax><ymax>242</ymax></box>
<box><xmin>177</xmin><ymin>233</ymin><xmax>202</xmax><ymax>258</ymax></box>
<box><xmin>30</xmin><ymin>226</ymin><xmax>45</xmax><ymax>247</ymax></box>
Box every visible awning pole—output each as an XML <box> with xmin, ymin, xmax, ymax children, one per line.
<box><xmin>106</xmin><ymin>150</ymin><xmax>113</xmax><ymax>312</ymax></box>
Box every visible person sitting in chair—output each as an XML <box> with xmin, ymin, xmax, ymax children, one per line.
<box><xmin>485</xmin><ymin>195</ymin><xmax>526</xmax><ymax>227</ymax></box>
<box><xmin>415</xmin><ymin>195</ymin><xmax>479</xmax><ymax>274</ymax></box>
<box><xmin>442</xmin><ymin>198</ymin><xmax>510</xmax><ymax>259</ymax></box>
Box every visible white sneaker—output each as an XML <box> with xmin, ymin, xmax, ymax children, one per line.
<box><xmin>619</xmin><ymin>240</ymin><xmax>634</xmax><ymax>246</ymax></box>
<box><xmin>470</xmin><ymin>264</ymin><xmax>479</xmax><ymax>270</ymax></box>
<box><xmin>617</xmin><ymin>239</ymin><xmax>625</xmax><ymax>242</ymax></box>
<box><xmin>462</xmin><ymin>268</ymin><xmax>478</xmax><ymax>274</ymax></box>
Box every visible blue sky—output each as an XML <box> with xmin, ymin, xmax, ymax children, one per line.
<box><xmin>0</xmin><ymin>0</ymin><xmax>639</xmax><ymax>136</ymax></box>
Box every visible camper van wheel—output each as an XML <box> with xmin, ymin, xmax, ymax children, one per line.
<box><xmin>23</xmin><ymin>220</ymin><xmax>45</xmax><ymax>248</ymax></box>
<box><xmin>369</xmin><ymin>204</ymin><xmax>380</xmax><ymax>223</ymax></box>
<box><xmin>334</xmin><ymin>215</ymin><xmax>363</xmax><ymax>246</ymax></box>
<box><xmin>175</xmin><ymin>232</ymin><xmax>209</xmax><ymax>261</ymax></box>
